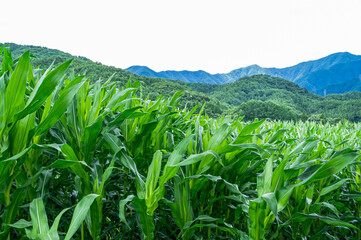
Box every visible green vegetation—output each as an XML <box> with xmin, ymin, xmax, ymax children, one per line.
<box><xmin>2</xmin><ymin>46</ymin><xmax>361</xmax><ymax>239</ymax></box>
<box><xmin>0</xmin><ymin>43</ymin><xmax>224</xmax><ymax>118</ymax></box>
<box><xmin>186</xmin><ymin>75</ymin><xmax>361</xmax><ymax>122</ymax></box>
<box><xmin>2</xmin><ymin>43</ymin><xmax>361</xmax><ymax>122</ymax></box>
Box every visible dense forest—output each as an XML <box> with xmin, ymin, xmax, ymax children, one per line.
<box><xmin>2</xmin><ymin>43</ymin><xmax>361</xmax><ymax>122</ymax></box>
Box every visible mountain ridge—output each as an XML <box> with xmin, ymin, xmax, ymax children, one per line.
<box><xmin>127</xmin><ymin>52</ymin><xmax>361</xmax><ymax>94</ymax></box>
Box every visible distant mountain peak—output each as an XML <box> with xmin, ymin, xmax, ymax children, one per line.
<box><xmin>126</xmin><ymin>52</ymin><xmax>361</xmax><ymax>95</ymax></box>
<box><xmin>126</xmin><ymin>65</ymin><xmax>153</xmax><ymax>71</ymax></box>
<box><xmin>326</xmin><ymin>51</ymin><xmax>353</xmax><ymax>56</ymax></box>
<box><xmin>246</xmin><ymin>64</ymin><xmax>261</xmax><ymax>68</ymax></box>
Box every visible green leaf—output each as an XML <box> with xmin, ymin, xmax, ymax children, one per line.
<box><xmin>145</xmin><ymin>151</ymin><xmax>162</xmax><ymax>202</ymax></box>
<box><xmin>106</xmin><ymin>88</ymin><xmax>136</xmax><ymax>110</ymax></box>
<box><xmin>7</xmin><ymin>219</ymin><xmax>32</xmax><ymax>229</ymax></box>
<box><xmin>207</xmin><ymin>124</ymin><xmax>230</xmax><ymax>151</ymax></box>
<box><xmin>296</xmin><ymin>149</ymin><xmax>358</xmax><ymax>186</ymax></box>
<box><xmin>267</xmin><ymin>129</ymin><xmax>287</xmax><ymax>143</ymax></box>
<box><xmin>108</xmin><ymin>106</ymin><xmax>143</xmax><ymax>126</ymax></box>
<box><xmin>238</xmin><ymin>119</ymin><xmax>265</xmax><ymax>136</ymax></box>
<box><xmin>168</xmin><ymin>90</ymin><xmax>184</xmax><ymax>107</ymax></box>
<box><xmin>179</xmin><ymin>215</ymin><xmax>237</xmax><ymax>239</ymax></box>
<box><xmin>172</xmin><ymin>151</ymin><xmax>218</xmax><ymax>167</ymax></box>
<box><xmin>45</xmin><ymin>159</ymin><xmax>89</xmax><ymax>169</ymax></box>
<box><xmin>33</xmin><ymin>76</ymin><xmax>86</xmax><ymax>136</ymax></box>
<box><xmin>82</xmin><ymin>116</ymin><xmax>103</xmax><ymax>164</ymax></box>
<box><xmin>119</xmin><ymin>195</ymin><xmax>135</xmax><ymax>227</ymax></box>
<box><xmin>262</xmin><ymin>192</ymin><xmax>277</xmax><ymax>216</ymax></box>
<box><xmin>29</xmin><ymin>198</ymin><xmax>49</xmax><ymax>237</ymax></box>
<box><xmin>60</xmin><ymin>144</ymin><xmax>89</xmax><ymax>180</ymax></box>
<box><xmin>3</xmin><ymin>188</ymin><xmax>27</xmax><ymax>226</ymax></box>
<box><xmin>4</xmin><ymin>51</ymin><xmax>30</xmax><ymax>124</ymax></box>
<box><xmin>293</xmin><ymin>213</ymin><xmax>359</xmax><ymax>230</ymax></box>
<box><xmin>46</xmin><ymin>207</ymin><xmax>71</xmax><ymax>240</ymax></box>
<box><xmin>103</xmin><ymin>133</ymin><xmax>145</xmax><ymax>193</ymax></box>
<box><xmin>97</xmin><ymin>156</ymin><xmax>116</xmax><ymax>195</ymax></box>
<box><xmin>159</xmin><ymin>135</ymin><xmax>194</xmax><ymax>187</ymax></box>
<box><xmin>14</xmin><ymin>59</ymin><xmax>72</xmax><ymax>121</ymax></box>
<box><xmin>64</xmin><ymin>194</ymin><xmax>99</xmax><ymax>240</ymax></box>
<box><xmin>0</xmin><ymin>75</ymin><xmax>6</xmax><ymax>132</ymax></box>
<box><xmin>276</xmin><ymin>185</ymin><xmax>294</xmax><ymax>212</ymax></box>
<box><xmin>248</xmin><ymin>198</ymin><xmax>266</xmax><ymax>240</ymax></box>
<box><xmin>257</xmin><ymin>156</ymin><xmax>273</xmax><ymax>196</ymax></box>
<box><xmin>2</xmin><ymin>47</ymin><xmax>14</xmax><ymax>75</ymax></box>
<box><xmin>320</xmin><ymin>179</ymin><xmax>348</xmax><ymax>197</ymax></box>
<box><xmin>133</xmin><ymin>197</ymin><xmax>154</xmax><ymax>240</ymax></box>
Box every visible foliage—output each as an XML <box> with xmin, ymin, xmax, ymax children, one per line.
<box><xmin>2</xmin><ymin>47</ymin><xmax>361</xmax><ymax>240</ymax></box>
<box><xmin>237</xmin><ymin>100</ymin><xmax>299</xmax><ymax>121</ymax></box>
<box><xmin>2</xmin><ymin>43</ymin><xmax>361</xmax><ymax>122</ymax></box>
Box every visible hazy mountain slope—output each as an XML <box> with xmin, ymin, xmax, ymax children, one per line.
<box><xmin>317</xmin><ymin>77</ymin><xmax>361</xmax><ymax>95</ymax></box>
<box><xmin>127</xmin><ymin>52</ymin><xmax>361</xmax><ymax>94</ymax></box>
<box><xmin>295</xmin><ymin>60</ymin><xmax>361</xmax><ymax>92</ymax></box>
<box><xmin>214</xmin><ymin>65</ymin><xmax>267</xmax><ymax>83</ymax></box>
<box><xmin>266</xmin><ymin>52</ymin><xmax>361</xmax><ymax>82</ymax></box>
<box><xmin>127</xmin><ymin>66</ymin><xmax>224</xmax><ymax>84</ymax></box>
<box><xmin>125</xmin><ymin>66</ymin><xmax>159</xmax><ymax>78</ymax></box>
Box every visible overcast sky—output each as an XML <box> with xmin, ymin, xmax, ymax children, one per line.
<box><xmin>2</xmin><ymin>0</ymin><xmax>361</xmax><ymax>73</ymax></box>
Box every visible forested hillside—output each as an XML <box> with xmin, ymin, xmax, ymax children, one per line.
<box><xmin>184</xmin><ymin>75</ymin><xmax>361</xmax><ymax>121</ymax></box>
<box><xmin>2</xmin><ymin>43</ymin><xmax>361</xmax><ymax>121</ymax></box>
<box><xmin>0</xmin><ymin>43</ymin><xmax>224</xmax><ymax>117</ymax></box>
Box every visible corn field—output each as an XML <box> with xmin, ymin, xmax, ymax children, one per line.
<box><xmin>1</xmin><ymin>48</ymin><xmax>361</xmax><ymax>239</ymax></box>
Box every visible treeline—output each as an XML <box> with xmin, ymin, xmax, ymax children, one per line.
<box><xmin>2</xmin><ymin>42</ymin><xmax>361</xmax><ymax>122</ymax></box>
<box><xmin>183</xmin><ymin>75</ymin><xmax>361</xmax><ymax>122</ymax></box>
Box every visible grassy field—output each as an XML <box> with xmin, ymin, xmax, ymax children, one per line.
<box><xmin>1</xmin><ymin>48</ymin><xmax>361</xmax><ymax>239</ymax></box>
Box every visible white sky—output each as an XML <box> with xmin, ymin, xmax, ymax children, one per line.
<box><xmin>1</xmin><ymin>0</ymin><xmax>361</xmax><ymax>73</ymax></box>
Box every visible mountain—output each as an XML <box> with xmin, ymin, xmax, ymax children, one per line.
<box><xmin>296</xmin><ymin>60</ymin><xmax>361</xmax><ymax>93</ymax></box>
<box><xmin>127</xmin><ymin>66</ymin><xmax>224</xmax><ymax>84</ymax></box>
<box><xmin>2</xmin><ymin>42</ymin><xmax>361</xmax><ymax>121</ymax></box>
<box><xmin>317</xmin><ymin>77</ymin><xmax>361</xmax><ymax>95</ymax></box>
<box><xmin>127</xmin><ymin>52</ymin><xmax>361</xmax><ymax>94</ymax></box>
<box><xmin>184</xmin><ymin>74</ymin><xmax>361</xmax><ymax>121</ymax></box>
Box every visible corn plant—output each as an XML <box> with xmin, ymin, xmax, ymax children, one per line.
<box><xmin>1</xmin><ymin>47</ymin><xmax>361</xmax><ymax>239</ymax></box>
<box><xmin>9</xmin><ymin>194</ymin><xmax>98</xmax><ymax>240</ymax></box>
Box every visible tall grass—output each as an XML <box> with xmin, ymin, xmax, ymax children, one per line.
<box><xmin>1</xmin><ymin>48</ymin><xmax>361</xmax><ymax>239</ymax></box>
